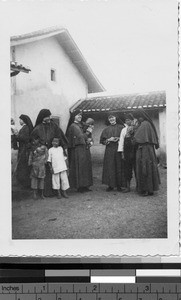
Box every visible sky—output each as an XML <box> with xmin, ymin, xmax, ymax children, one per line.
<box><xmin>1</xmin><ymin>0</ymin><xmax>178</xmax><ymax>94</ymax></box>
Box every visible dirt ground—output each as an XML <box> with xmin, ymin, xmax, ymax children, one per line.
<box><xmin>12</xmin><ymin>164</ymin><xmax>167</xmax><ymax>239</ymax></box>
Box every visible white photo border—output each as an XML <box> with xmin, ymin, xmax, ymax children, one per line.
<box><xmin>0</xmin><ymin>0</ymin><xmax>179</xmax><ymax>257</ymax></box>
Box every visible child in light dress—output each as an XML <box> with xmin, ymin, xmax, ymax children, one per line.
<box><xmin>29</xmin><ymin>138</ymin><xmax>48</xmax><ymax>200</ymax></box>
<box><xmin>48</xmin><ymin>138</ymin><xmax>69</xmax><ymax>199</ymax></box>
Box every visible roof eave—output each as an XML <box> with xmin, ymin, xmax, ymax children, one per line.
<box><xmin>10</xmin><ymin>27</ymin><xmax>66</xmax><ymax>46</ymax></box>
<box><xmin>56</xmin><ymin>30</ymin><xmax>105</xmax><ymax>93</ymax></box>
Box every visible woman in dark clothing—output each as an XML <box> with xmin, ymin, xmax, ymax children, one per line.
<box><xmin>100</xmin><ymin>114</ymin><xmax>125</xmax><ymax>191</ymax></box>
<box><xmin>15</xmin><ymin>114</ymin><xmax>33</xmax><ymax>188</ymax></box>
<box><xmin>11</xmin><ymin>118</ymin><xmax>18</xmax><ymax>150</ymax></box>
<box><xmin>134</xmin><ymin>117</ymin><xmax>160</xmax><ymax>196</ymax></box>
<box><xmin>118</xmin><ymin>115</ymin><xmax>136</xmax><ymax>193</ymax></box>
<box><xmin>32</xmin><ymin>109</ymin><xmax>68</xmax><ymax>149</ymax></box>
<box><xmin>66</xmin><ymin>111</ymin><xmax>93</xmax><ymax>193</ymax></box>
<box><xmin>31</xmin><ymin>109</ymin><xmax>68</xmax><ymax>197</ymax></box>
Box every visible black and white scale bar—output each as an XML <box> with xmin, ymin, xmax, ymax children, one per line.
<box><xmin>136</xmin><ymin>277</ymin><xmax>181</xmax><ymax>283</ymax></box>
<box><xmin>45</xmin><ymin>270</ymin><xmax>90</xmax><ymax>277</ymax></box>
<box><xmin>0</xmin><ymin>277</ymin><xmax>90</xmax><ymax>284</ymax></box>
<box><xmin>136</xmin><ymin>269</ymin><xmax>181</xmax><ymax>283</ymax></box>
<box><xmin>90</xmin><ymin>270</ymin><xmax>136</xmax><ymax>276</ymax></box>
<box><xmin>136</xmin><ymin>270</ymin><xmax>181</xmax><ymax>277</ymax></box>
<box><xmin>0</xmin><ymin>269</ymin><xmax>181</xmax><ymax>284</ymax></box>
<box><xmin>0</xmin><ymin>269</ymin><xmax>45</xmax><ymax>278</ymax></box>
<box><xmin>45</xmin><ymin>276</ymin><xmax>90</xmax><ymax>283</ymax></box>
<box><xmin>0</xmin><ymin>277</ymin><xmax>45</xmax><ymax>283</ymax></box>
<box><xmin>45</xmin><ymin>270</ymin><xmax>90</xmax><ymax>283</ymax></box>
<box><xmin>2</xmin><ymin>263</ymin><xmax>181</xmax><ymax>270</ymax></box>
<box><xmin>91</xmin><ymin>276</ymin><xmax>136</xmax><ymax>283</ymax></box>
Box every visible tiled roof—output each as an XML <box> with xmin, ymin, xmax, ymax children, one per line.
<box><xmin>71</xmin><ymin>91</ymin><xmax>166</xmax><ymax>113</ymax></box>
<box><xmin>10</xmin><ymin>61</ymin><xmax>31</xmax><ymax>73</ymax></box>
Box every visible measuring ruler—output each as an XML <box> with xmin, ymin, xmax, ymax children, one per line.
<box><xmin>1</xmin><ymin>263</ymin><xmax>181</xmax><ymax>299</ymax></box>
<box><xmin>1</xmin><ymin>283</ymin><xmax>181</xmax><ymax>300</ymax></box>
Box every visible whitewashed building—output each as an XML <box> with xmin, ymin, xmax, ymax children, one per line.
<box><xmin>11</xmin><ymin>27</ymin><xmax>104</xmax><ymax>131</ymax></box>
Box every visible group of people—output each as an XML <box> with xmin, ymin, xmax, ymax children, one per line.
<box><xmin>11</xmin><ymin>108</ymin><xmax>160</xmax><ymax>199</ymax></box>
<box><xmin>100</xmin><ymin>113</ymin><xmax>160</xmax><ymax>196</ymax></box>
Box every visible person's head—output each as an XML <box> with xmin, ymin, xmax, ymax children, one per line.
<box><xmin>32</xmin><ymin>138</ymin><xmax>40</xmax><ymax>147</ymax></box>
<box><xmin>42</xmin><ymin>109</ymin><xmax>51</xmax><ymax>124</ymax></box>
<box><xmin>74</xmin><ymin>112</ymin><xmax>82</xmax><ymax>123</ymax></box>
<box><xmin>108</xmin><ymin>114</ymin><xmax>116</xmax><ymax>125</ymax></box>
<box><xmin>125</xmin><ymin>118</ymin><xmax>132</xmax><ymax>126</ymax></box>
<box><xmin>37</xmin><ymin>145</ymin><xmax>46</xmax><ymax>153</ymax></box>
<box><xmin>85</xmin><ymin>118</ymin><xmax>94</xmax><ymax>126</ymax></box>
<box><xmin>43</xmin><ymin>116</ymin><xmax>51</xmax><ymax>123</ymax></box>
<box><xmin>125</xmin><ymin>119</ymin><xmax>132</xmax><ymax>126</ymax></box>
<box><xmin>138</xmin><ymin>116</ymin><xmax>144</xmax><ymax>124</ymax></box>
<box><xmin>131</xmin><ymin>110</ymin><xmax>146</xmax><ymax>125</ymax></box>
<box><xmin>19</xmin><ymin>115</ymin><xmax>33</xmax><ymax>133</ymax></box>
<box><xmin>35</xmin><ymin>109</ymin><xmax>51</xmax><ymax>127</ymax></box>
<box><xmin>52</xmin><ymin>138</ymin><xmax>60</xmax><ymax>148</ymax></box>
<box><xmin>11</xmin><ymin>118</ymin><xmax>15</xmax><ymax>125</ymax></box>
<box><xmin>19</xmin><ymin>116</ymin><xmax>26</xmax><ymax>126</ymax></box>
<box><xmin>122</xmin><ymin>113</ymin><xmax>133</xmax><ymax>126</ymax></box>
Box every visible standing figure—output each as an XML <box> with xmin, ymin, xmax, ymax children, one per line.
<box><xmin>48</xmin><ymin>138</ymin><xmax>69</xmax><ymax>199</ymax></box>
<box><xmin>29</xmin><ymin>139</ymin><xmax>48</xmax><ymax>200</ymax></box>
<box><xmin>100</xmin><ymin>114</ymin><xmax>125</xmax><ymax>191</ymax></box>
<box><xmin>15</xmin><ymin>114</ymin><xmax>33</xmax><ymax>188</ymax></box>
<box><xmin>118</xmin><ymin>115</ymin><xmax>135</xmax><ymax>193</ymax></box>
<box><xmin>83</xmin><ymin>118</ymin><xmax>94</xmax><ymax>149</ymax></box>
<box><xmin>66</xmin><ymin>111</ymin><xmax>93</xmax><ymax>193</ymax></box>
<box><xmin>83</xmin><ymin>118</ymin><xmax>94</xmax><ymax>190</ymax></box>
<box><xmin>31</xmin><ymin>109</ymin><xmax>68</xmax><ymax>197</ymax></box>
<box><xmin>11</xmin><ymin>118</ymin><xmax>19</xmax><ymax>178</ymax></box>
<box><xmin>134</xmin><ymin>117</ymin><xmax>160</xmax><ymax>196</ymax></box>
<box><xmin>11</xmin><ymin>118</ymin><xmax>18</xmax><ymax>150</ymax></box>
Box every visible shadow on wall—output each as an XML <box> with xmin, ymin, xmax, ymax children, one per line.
<box><xmin>156</xmin><ymin>148</ymin><xmax>167</xmax><ymax>168</ymax></box>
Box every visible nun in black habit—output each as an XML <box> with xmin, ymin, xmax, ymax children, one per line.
<box><xmin>31</xmin><ymin>109</ymin><xmax>68</xmax><ymax>197</ymax></box>
<box><xmin>100</xmin><ymin>113</ymin><xmax>126</xmax><ymax>191</ymax></box>
<box><xmin>133</xmin><ymin>112</ymin><xmax>160</xmax><ymax>196</ymax></box>
<box><xmin>15</xmin><ymin>114</ymin><xmax>33</xmax><ymax>188</ymax></box>
<box><xmin>66</xmin><ymin>110</ymin><xmax>93</xmax><ymax>192</ymax></box>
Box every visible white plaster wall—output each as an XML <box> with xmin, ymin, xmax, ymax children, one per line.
<box><xmin>11</xmin><ymin>37</ymin><xmax>87</xmax><ymax>131</ymax></box>
<box><xmin>158</xmin><ymin>109</ymin><xmax>166</xmax><ymax>166</ymax></box>
<box><xmin>147</xmin><ymin>109</ymin><xmax>166</xmax><ymax>165</ymax></box>
<box><xmin>159</xmin><ymin>109</ymin><xmax>166</xmax><ymax>148</ymax></box>
<box><xmin>90</xmin><ymin>117</ymin><xmax>106</xmax><ymax>164</ymax></box>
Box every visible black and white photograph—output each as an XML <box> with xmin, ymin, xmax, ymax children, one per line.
<box><xmin>0</xmin><ymin>0</ymin><xmax>179</xmax><ymax>256</ymax></box>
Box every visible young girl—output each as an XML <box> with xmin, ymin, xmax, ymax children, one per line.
<box><xmin>29</xmin><ymin>139</ymin><xmax>48</xmax><ymax>200</ymax></box>
<box><xmin>48</xmin><ymin>138</ymin><xmax>69</xmax><ymax>199</ymax></box>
